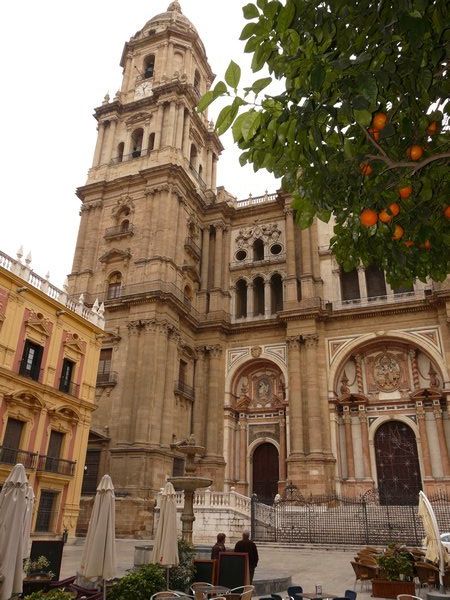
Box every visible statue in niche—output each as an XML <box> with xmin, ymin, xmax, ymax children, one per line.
<box><xmin>239</xmin><ymin>378</ymin><xmax>249</xmax><ymax>397</ymax></box>
<box><xmin>258</xmin><ymin>378</ymin><xmax>270</xmax><ymax>398</ymax></box>
<box><xmin>429</xmin><ymin>364</ymin><xmax>440</xmax><ymax>388</ymax></box>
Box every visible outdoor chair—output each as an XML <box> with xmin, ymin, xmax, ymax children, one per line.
<box><xmin>415</xmin><ymin>561</ymin><xmax>439</xmax><ymax>588</ymax></box>
<box><xmin>344</xmin><ymin>589</ymin><xmax>357</xmax><ymax>600</ymax></box>
<box><xmin>350</xmin><ymin>560</ymin><xmax>378</xmax><ymax>591</ymax></box>
<box><xmin>396</xmin><ymin>595</ymin><xmax>423</xmax><ymax>600</ymax></box>
<box><xmin>70</xmin><ymin>583</ymin><xmax>101</xmax><ymax>598</ymax></box>
<box><xmin>48</xmin><ymin>576</ymin><xmax>77</xmax><ymax>590</ymax></box>
<box><xmin>192</xmin><ymin>582</ymin><xmax>214</xmax><ymax>600</ymax></box>
<box><xmin>443</xmin><ymin>570</ymin><xmax>450</xmax><ymax>588</ymax></box>
<box><xmin>271</xmin><ymin>594</ymin><xmax>283</xmax><ymax>600</ymax></box>
<box><xmin>229</xmin><ymin>585</ymin><xmax>254</xmax><ymax>600</ymax></box>
<box><xmin>151</xmin><ymin>592</ymin><xmax>182</xmax><ymax>600</ymax></box>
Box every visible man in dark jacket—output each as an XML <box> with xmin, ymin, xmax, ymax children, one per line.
<box><xmin>211</xmin><ymin>532</ymin><xmax>227</xmax><ymax>560</ymax></box>
<box><xmin>234</xmin><ymin>531</ymin><xmax>259</xmax><ymax>583</ymax></box>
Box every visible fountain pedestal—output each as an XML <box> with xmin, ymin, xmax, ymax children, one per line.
<box><xmin>169</xmin><ymin>439</ymin><xmax>212</xmax><ymax>544</ymax></box>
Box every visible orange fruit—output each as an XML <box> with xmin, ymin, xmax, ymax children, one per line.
<box><xmin>360</xmin><ymin>208</ymin><xmax>378</xmax><ymax>227</ymax></box>
<box><xmin>360</xmin><ymin>162</ymin><xmax>373</xmax><ymax>176</ymax></box>
<box><xmin>372</xmin><ymin>112</ymin><xmax>388</xmax><ymax>131</ymax></box>
<box><xmin>407</xmin><ymin>145</ymin><xmax>424</xmax><ymax>161</ymax></box>
<box><xmin>379</xmin><ymin>209</ymin><xmax>392</xmax><ymax>223</ymax></box>
<box><xmin>368</xmin><ymin>127</ymin><xmax>380</xmax><ymax>142</ymax></box>
<box><xmin>404</xmin><ymin>240</ymin><xmax>415</xmax><ymax>248</ymax></box>
<box><xmin>392</xmin><ymin>225</ymin><xmax>404</xmax><ymax>240</ymax></box>
<box><xmin>426</xmin><ymin>121</ymin><xmax>439</xmax><ymax>136</ymax></box>
<box><xmin>422</xmin><ymin>240</ymin><xmax>432</xmax><ymax>251</ymax></box>
<box><xmin>388</xmin><ymin>202</ymin><xmax>400</xmax><ymax>217</ymax></box>
<box><xmin>398</xmin><ymin>185</ymin><xmax>412</xmax><ymax>199</ymax></box>
<box><xmin>444</xmin><ymin>206</ymin><xmax>450</xmax><ymax>220</ymax></box>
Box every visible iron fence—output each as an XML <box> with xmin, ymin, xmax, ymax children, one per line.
<box><xmin>251</xmin><ymin>489</ymin><xmax>450</xmax><ymax>546</ymax></box>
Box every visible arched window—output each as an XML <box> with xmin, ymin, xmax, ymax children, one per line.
<box><xmin>189</xmin><ymin>144</ymin><xmax>198</xmax><ymax>170</ymax></box>
<box><xmin>148</xmin><ymin>133</ymin><xmax>155</xmax><ymax>152</ymax></box>
<box><xmin>117</xmin><ymin>142</ymin><xmax>124</xmax><ymax>163</ymax></box>
<box><xmin>107</xmin><ymin>272</ymin><xmax>122</xmax><ymax>300</ymax></box>
<box><xmin>235</xmin><ymin>279</ymin><xmax>247</xmax><ymax>319</ymax></box>
<box><xmin>365</xmin><ymin>265</ymin><xmax>387</xmax><ymax>299</ymax></box>
<box><xmin>253</xmin><ymin>238</ymin><xmax>265</xmax><ymax>261</ymax></box>
<box><xmin>131</xmin><ymin>128</ymin><xmax>144</xmax><ymax>158</ymax></box>
<box><xmin>144</xmin><ymin>55</ymin><xmax>155</xmax><ymax>79</ymax></box>
<box><xmin>120</xmin><ymin>220</ymin><xmax>129</xmax><ymax>233</ymax></box>
<box><xmin>194</xmin><ymin>69</ymin><xmax>201</xmax><ymax>94</ymax></box>
<box><xmin>253</xmin><ymin>277</ymin><xmax>265</xmax><ymax>316</ymax></box>
<box><xmin>270</xmin><ymin>273</ymin><xmax>283</xmax><ymax>313</ymax></box>
<box><xmin>340</xmin><ymin>269</ymin><xmax>360</xmax><ymax>302</ymax></box>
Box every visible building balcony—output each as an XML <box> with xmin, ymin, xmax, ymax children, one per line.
<box><xmin>174</xmin><ymin>380</ymin><xmax>195</xmax><ymax>401</ymax></box>
<box><xmin>96</xmin><ymin>371</ymin><xmax>118</xmax><ymax>387</ymax></box>
<box><xmin>58</xmin><ymin>378</ymin><xmax>80</xmax><ymax>398</ymax></box>
<box><xmin>332</xmin><ymin>288</ymin><xmax>433</xmax><ymax>311</ymax></box>
<box><xmin>189</xmin><ymin>163</ymin><xmax>207</xmax><ymax>189</ymax></box>
<box><xmin>0</xmin><ymin>446</ymin><xmax>38</xmax><ymax>469</ymax></box>
<box><xmin>37</xmin><ymin>455</ymin><xmax>76</xmax><ymax>476</ymax></box>
<box><xmin>184</xmin><ymin>236</ymin><xmax>201</xmax><ymax>260</ymax></box>
<box><xmin>104</xmin><ymin>224</ymin><xmax>135</xmax><ymax>240</ymax></box>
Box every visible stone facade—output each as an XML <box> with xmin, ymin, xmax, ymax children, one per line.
<box><xmin>0</xmin><ymin>250</ymin><xmax>103</xmax><ymax>538</ymax></box>
<box><xmin>68</xmin><ymin>2</ymin><xmax>450</xmax><ymax>536</ymax></box>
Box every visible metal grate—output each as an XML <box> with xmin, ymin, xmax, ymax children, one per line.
<box><xmin>251</xmin><ymin>488</ymin><xmax>450</xmax><ymax>546</ymax></box>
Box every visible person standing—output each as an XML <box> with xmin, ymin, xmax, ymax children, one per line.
<box><xmin>211</xmin><ymin>532</ymin><xmax>227</xmax><ymax>560</ymax></box>
<box><xmin>234</xmin><ymin>531</ymin><xmax>259</xmax><ymax>583</ymax></box>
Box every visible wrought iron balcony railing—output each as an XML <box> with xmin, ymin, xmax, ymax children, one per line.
<box><xmin>58</xmin><ymin>378</ymin><xmax>80</xmax><ymax>398</ymax></box>
<box><xmin>37</xmin><ymin>455</ymin><xmax>76</xmax><ymax>476</ymax></box>
<box><xmin>174</xmin><ymin>380</ymin><xmax>195</xmax><ymax>400</ymax></box>
<box><xmin>184</xmin><ymin>236</ymin><xmax>201</xmax><ymax>259</ymax></box>
<box><xmin>96</xmin><ymin>371</ymin><xmax>118</xmax><ymax>386</ymax></box>
<box><xmin>104</xmin><ymin>224</ymin><xmax>135</xmax><ymax>239</ymax></box>
<box><xmin>0</xmin><ymin>446</ymin><xmax>38</xmax><ymax>469</ymax></box>
<box><xmin>18</xmin><ymin>359</ymin><xmax>42</xmax><ymax>382</ymax></box>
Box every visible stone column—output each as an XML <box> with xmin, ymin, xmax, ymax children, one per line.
<box><xmin>82</xmin><ymin>201</ymin><xmax>102</xmax><ymax>272</ymax></box>
<box><xmin>211</xmin><ymin>156</ymin><xmax>217</xmax><ymax>192</ymax></box>
<box><xmin>141</xmin><ymin>122</ymin><xmax>150</xmax><ymax>155</ymax></box>
<box><xmin>175</xmin><ymin>103</ymin><xmax>185</xmax><ymax>149</ymax></box>
<box><xmin>141</xmin><ymin>188</ymin><xmax>155</xmax><ymax>259</ymax></box>
<box><xmin>287</xmin><ymin>336</ymin><xmax>304</xmax><ymax>456</ymax></box>
<box><xmin>264</xmin><ymin>279</ymin><xmax>271</xmax><ymax>317</ymax></box>
<box><xmin>304</xmin><ymin>334</ymin><xmax>323</xmax><ymax>454</ymax></box>
<box><xmin>417</xmin><ymin>405</ymin><xmax>433</xmax><ymax>478</ymax></box>
<box><xmin>359</xmin><ymin>410</ymin><xmax>372</xmax><ymax>479</ymax></box>
<box><xmin>92</xmin><ymin>121</ymin><xmax>106</xmax><ymax>167</ymax></box>
<box><xmin>344</xmin><ymin>412</ymin><xmax>355</xmax><ymax>478</ymax></box>
<box><xmin>134</xmin><ymin>322</ymin><xmax>157</xmax><ymax>444</ymax></box>
<box><xmin>409</xmin><ymin>349</ymin><xmax>421</xmax><ymax>390</ymax></box>
<box><xmin>222</xmin><ymin>227</ymin><xmax>231</xmax><ymax>293</ymax></box>
<box><xmin>182</xmin><ymin>111</ymin><xmax>190</xmax><ymax>157</ymax></box>
<box><xmin>238</xmin><ymin>420</ymin><xmax>247</xmax><ymax>484</ymax></box>
<box><xmin>247</xmin><ymin>284</ymin><xmax>254</xmax><ymax>319</ymax></box>
<box><xmin>193</xmin><ymin>347</ymin><xmax>207</xmax><ymax>446</ymax></box>
<box><xmin>284</xmin><ymin>208</ymin><xmax>297</xmax><ymax>303</ymax></box>
<box><xmin>118</xmin><ymin>322</ymin><xmax>141</xmax><ymax>444</ymax></box>
<box><xmin>200</xmin><ymin>226</ymin><xmax>210</xmax><ymax>290</ymax></box>
<box><xmin>71</xmin><ymin>206</ymin><xmax>89</xmax><ymax>272</ymax></box>
<box><xmin>206</xmin><ymin>345</ymin><xmax>223</xmax><ymax>456</ymax></box>
<box><xmin>168</xmin><ymin>102</ymin><xmax>177</xmax><ymax>147</ymax></box>
<box><xmin>213</xmin><ymin>224</ymin><xmax>223</xmax><ymax>289</ymax></box>
<box><xmin>279</xmin><ymin>415</ymin><xmax>287</xmax><ymax>483</ymax></box>
<box><xmin>154</xmin><ymin>104</ymin><xmax>165</xmax><ymax>149</ymax></box>
<box><xmin>104</xmin><ymin>118</ymin><xmax>118</xmax><ymax>163</ymax></box>
<box><xmin>434</xmin><ymin>404</ymin><xmax>450</xmax><ymax>476</ymax></box>
<box><xmin>121</xmin><ymin>54</ymin><xmax>133</xmax><ymax>93</ymax></box>
<box><xmin>150</xmin><ymin>325</ymin><xmax>169</xmax><ymax>444</ymax></box>
<box><xmin>160</xmin><ymin>329</ymin><xmax>179</xmax><ymax>446</ymax></box>
<box><xmin>354</xmin><ymin>354</ymin><xmax>365</xmax><ymax>393</ymax></box>
<box><xmin>300</xmin><ymin>228</ymin><xmax>314</xmax><ymax>298</ymax></box>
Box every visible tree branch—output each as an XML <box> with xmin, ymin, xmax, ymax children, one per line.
<box><xmin>366</xmin><ymin>152</ymin><xmax>450</xmax><ymax>174</ymax></box>
<box><xmin>359</xmin><ymin>123</ymin><xmax>390</xmax><ymax>158</ymax></box>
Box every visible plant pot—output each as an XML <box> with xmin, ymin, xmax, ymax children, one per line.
<box><xmin>372</xmin><ymin>579</ymin><xmax>416</xmax><ymax>599</ymax></box>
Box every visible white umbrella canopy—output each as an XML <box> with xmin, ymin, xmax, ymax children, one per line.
<box><xmin>0</xmin><ymin>463</ymin><xmax>29</xmax><ymax>600</ymax></box>
<box><xmin>79</xmin><ymin>474</ymin><xmax>116</xmax><ymax>582</ymax></box>
<box><xmin>23</xmin><ymin>485</ymin><xmax>35</xmax><ymax>559</ymax></box>
<box><xmin>418</xmin><ymin>490</ymin><xmax>450</xmax><ymax>589</ymax></box>
<box><xmin>152</xmin><ymin>482</ymin><xmax>179</xmax><ymax>572</ymax></box>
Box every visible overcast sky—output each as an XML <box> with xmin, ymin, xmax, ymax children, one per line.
<box><xmin>0</xmin><ymin>0</ymin><xmax>279</xmax><ymax>287</ymax></box>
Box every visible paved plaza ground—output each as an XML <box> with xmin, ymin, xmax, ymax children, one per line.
<box><xmin>59</xmin><ymin>540</ymin><xmax>426</xmax><ymax>599</ymax></box>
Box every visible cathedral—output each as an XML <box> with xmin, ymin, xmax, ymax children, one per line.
<box><xmin>68</xmin><ymin>2</ymin><xmax>450</xmax><ymax>536</ymax></box>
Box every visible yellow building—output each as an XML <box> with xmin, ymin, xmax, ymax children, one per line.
<box><xmin>0</xmin><ymin>249</ymin><xmax>104</xmax><ymax>538</ymax></box>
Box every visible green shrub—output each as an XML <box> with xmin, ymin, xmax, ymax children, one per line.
<box><xmin>377</xmin><ymin>544</ymin><xmax>414</xmax><ymax>581</ymax></box>
<box><xmin>108</xmin><ymin>563</ymin><xmax>166</xmax><ymax>600</ymax></box>
<box><xmin>23</xmin><ymin>591</ymin><xmax>73</xmax><ymax>600</ymax></box>
<box><xmin>169</xmin><ymin>539</ymin><xmax>196</xmax><ymax>593</ymax></box>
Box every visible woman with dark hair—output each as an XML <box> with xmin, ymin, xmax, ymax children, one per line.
<box><xmin>211</xmin><ymin>533</ymin><xmax>227</xmax><ymax>559</ymax></box>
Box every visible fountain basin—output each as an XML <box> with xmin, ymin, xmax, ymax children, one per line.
<box><xmin>168</xmin><ymin>476</ymin><xmax>212</xmax><ymax>491</ymax></box>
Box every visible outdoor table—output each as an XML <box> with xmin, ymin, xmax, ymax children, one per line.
<box><xmin>301</xmin><ymin>592</ymin><xmax>338</xmax><ymax>600</ymax></box>
<box><xmin>195</xmin><ymin>585</ymin><xmax>230</xmax><ymax>596</ymax></box>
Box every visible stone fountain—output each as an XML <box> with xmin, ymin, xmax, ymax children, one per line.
<box><xmin>169</xmin><ymin>435</ymin><xmax>212</xmax><ymax>543</ymax></box>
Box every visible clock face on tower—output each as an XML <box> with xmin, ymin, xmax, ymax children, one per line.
<box><xmin>134</xmin><ymin>81</ymin><xmax>153</xmax><ymax>100</ymax></box>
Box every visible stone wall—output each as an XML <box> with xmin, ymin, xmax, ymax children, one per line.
<box><xmin>77</xmin><ymin>496</ymin><xmax>155</xmax><ymax>538</ymax></box>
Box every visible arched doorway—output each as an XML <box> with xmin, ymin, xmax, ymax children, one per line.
<box><xmin>252</xmin><ymin>442</ymin><xmax>279</xmax><ymax>505</ymax></box>
<box><xmin>374</xmin><ymin>421</ymin><xmax>422</xmax><ymax>505</ymax></box>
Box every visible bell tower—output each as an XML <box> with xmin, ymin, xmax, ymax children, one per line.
<box><xmin>68</xmin><ymin>2</ymin><xmax>229</xmax><ymax>531</ymax></box>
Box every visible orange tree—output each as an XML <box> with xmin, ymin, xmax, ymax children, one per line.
<box><xmin>198</xmin><ymin>0</ymin><xmax>450</xmax><ymax>286</ymax></box>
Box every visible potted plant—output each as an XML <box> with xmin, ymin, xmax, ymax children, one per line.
<box><xmin>24</xmin><ymin>555</ymin><xmax>55</xmax><ymax>580</ymax></box>
<box><xmin>24</xmin><ymin>591</ymin><xmax>74</xmax><ymax>600</ymax></box>
<box><xmin>108</xmin><ymin>563</ymin><xmax>166</xmax><ymax>600</ymax></box>
<box><xmin>372</xmin><ymin>544</ymin><xmax>415</xmax><ymax>599</ymax></box>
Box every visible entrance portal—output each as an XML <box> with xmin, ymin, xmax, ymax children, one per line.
<box><xmin>374</xmin><ymin>421</ymin><xmax>422</xmax><ymax>505</ymax></box>
<box><xmin>252</xmin><ymin>442</ymin><xmax>279</xmax><ymax>505</ymax></box>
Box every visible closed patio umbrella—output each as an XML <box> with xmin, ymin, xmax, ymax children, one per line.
<box><xmin>0</xmin><ymin>463</ymin><xmax>29</xmax><ymax>600</ymax></box>
<box><xmin>79</xmin><ymin>474</ymin><xmax>116</xmax><ymax>599</ymax></box>
<box><xmin>23</xmin><ymin>485</ymin><xmax>35</xmax><ymax>559</ymax></box>
<box><xmin>418</xmin><ymin>490</ymin><xmax>449</xmax><ymax>590</ymax></box>
<box><xmin>152</xmin><ymin>481</ymin><xmax>179</xmax><ymax>587</ymax></box>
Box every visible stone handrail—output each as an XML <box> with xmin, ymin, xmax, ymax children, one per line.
<box><xmin>0</xmin><ymin>249</ymin><xmax>104</xmax><ymax>329</ymax></box>
<box><xmin>236</xmin><ymin>192</ymin><xmax>278</xmax><ymax>208</ymax></box>
<box><xmin>155</xmin><ymin>487</ymin><xmax>251</xmax><ymax>516</ymax></box>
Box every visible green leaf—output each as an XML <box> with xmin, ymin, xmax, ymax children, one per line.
<box><xmin>277</xmin><ymin>1</ymin><xmax>295</xmax><ymax>33</ymax></box>
<box><xmin>353</xmin><ymin>109</ymin><xmax>372</xmax><ymax>126</ymax></box>
<box><xmin>242</xmin><ymin>3</ymin><xmax>259</xmax><ymax>19</ymax></box>
<box><xmin>241</xmin><ymin>111</ymin><xmax>262</xmax><ymax>141</ymax></box>
<box><xmin>240</xmin><ymin>22</ymin><xmax>257</xmax><ymax>40</ymax></box>
<box><xmin>310</xmin><ymin>64</ymin><xmax>325</xmax><ymax>91</ymax></box>
<box><xmin>251</xmin><ymin>77</ymin><xmax>272</xmax><ymax>95</ymax></box>
<box><xmin>225</xmin><ymin>60</ymin><xmax>241</xmax><ymax>89</ymax></box>
<box><xmin>196</xmin><ymin>91</ymin><xmax>215</xmax><ymax>113</ymax></box>
<box><xmin>214</xmin><ymin>81</ymin><xmax>228</xmax><ymax>94</ymax></box>
<box><xmin>343</xmin><ymin>138</ymin><xmax>354</xmax><ymax>159</ymax></box>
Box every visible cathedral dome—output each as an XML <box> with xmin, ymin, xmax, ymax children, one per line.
<box><xmin>139</xmin><ymin>1</ymin><xmax>201</xmax><ymax>43</ymax></box>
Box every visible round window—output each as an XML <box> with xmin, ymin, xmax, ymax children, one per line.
<box><xmin>236</xmin><ymin>250</ymin><xmax>247</xmax><ymax>261</ymax></box>
<box><xmin>270</xmin><ymin>244</ymin><xmax>282</xmax><ymax>255</ymax></box>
